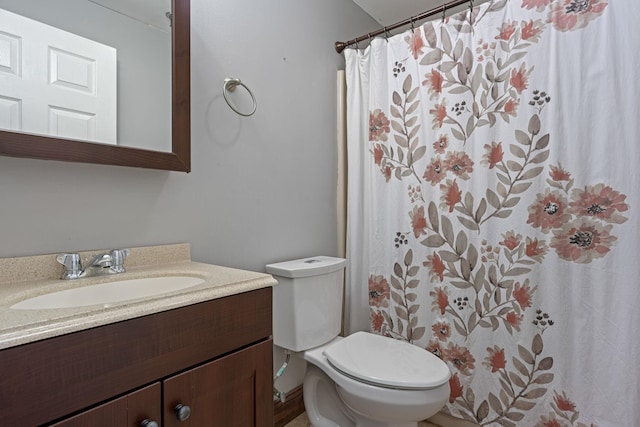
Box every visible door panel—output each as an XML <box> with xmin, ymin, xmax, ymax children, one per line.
<box><xmin>49</xmin><ymin>382</ymin><xmax>161</xmax><ymax>427</ymax></box>
<box><xmin>163</xmin><ymin>339</ymin><xmax>273</xmax><ymax>427</ymax></box>
<box><xmin>0</xmin><ymin>7</ymin><xmax>116</xmax><ymax>143</ymax></box>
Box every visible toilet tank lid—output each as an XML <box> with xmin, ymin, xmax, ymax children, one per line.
<box><xmin>266</xmin><ymin>256</ymin><xmax>346</xmax><ymax>278</ymax></box>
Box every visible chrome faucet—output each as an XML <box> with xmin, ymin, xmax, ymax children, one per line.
<box><xmin>56</xmin><ymin>249</ymin><xmax>130</xmax><ymax>280</ymax></box>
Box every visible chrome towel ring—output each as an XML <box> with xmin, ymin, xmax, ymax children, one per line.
<box><xmin>223</xmin><ymin>77</ymin><xmax>257</xmax><ymax>116</ymax></box>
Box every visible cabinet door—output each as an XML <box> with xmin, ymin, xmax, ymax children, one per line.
<box><xmin>163</xmin><ymin>339</ymin><xmax>273</xmax><ymax>427</ymax></box>
<box><xmin>49</xmin><ymin>382</ymin><xmax>161</xmax><ymax>427</ymax></box>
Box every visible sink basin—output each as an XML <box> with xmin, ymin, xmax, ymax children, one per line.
<box><xmin>10</xmin><ymin>276</ymin><xmax>205</xmax><ymax>310</ymax></box>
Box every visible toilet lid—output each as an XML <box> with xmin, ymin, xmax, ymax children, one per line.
<box><xmin>323</xmin><ymin>331</ymin><xmax>451</xmax><ymax>390</ymax></box>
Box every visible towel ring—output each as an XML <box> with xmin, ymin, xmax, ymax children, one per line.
<box><xmin>223</xmin><ymin>77</ymin><xmax>257</xmax><ymax>116</ymax></box>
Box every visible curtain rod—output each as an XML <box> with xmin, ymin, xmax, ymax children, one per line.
<box><xmin>335</xmin><ymin>0</ymin><xmax>473</xmax><ymax>54</ymax></box>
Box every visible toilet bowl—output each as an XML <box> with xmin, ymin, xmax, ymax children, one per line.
<box><xmin>302</xmin><ymin>332</ymin><xmax>450</xmax><ymax>427</ymax></box>
<box><xmin>266</xmin><ymin>256</ymin><xmax>451</xmax><ymax>427</ymax></box>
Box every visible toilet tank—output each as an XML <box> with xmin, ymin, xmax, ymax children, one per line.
<box><xmin>266</xmin><ymin>256</ymin><xmax>346</xmax><ymax>352</ymax></box>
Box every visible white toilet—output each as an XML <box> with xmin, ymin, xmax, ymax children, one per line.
<box><xmin>266</xmin><ymin>256</ymin><xmax>451</xmax><ymax>427</ymax></box>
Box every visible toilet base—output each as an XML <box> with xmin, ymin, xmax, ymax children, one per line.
<box><xmin>305</xmin><ymin>365</ymin><xmax>420</xmax><ymax>427</ymax></box>
<box><xmin>304</xmin><ymin>365</ymin><xmax>355</xmax><ymax>427</ymax></box>
<box><xmin>303</xmin><ymin>358</ymin><xmax>448</xmax><ymax>427</ymax></box>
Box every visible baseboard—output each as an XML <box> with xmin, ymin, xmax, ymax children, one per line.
<box><xmin>274</xmin><ymin>385</ymin><xmax>305</xmax><ymax>427</ymax></box>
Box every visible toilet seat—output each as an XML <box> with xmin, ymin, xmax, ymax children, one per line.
<box><xmin>323</xmin><ymin>331</ymin><xmax>450</xmax><ymax>390</ymax></box>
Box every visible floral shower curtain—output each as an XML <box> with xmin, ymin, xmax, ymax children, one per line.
<box><xmin>344</xmin><ymin>0</ymin><xmax>639</xmax><ymax>426</ymax></box>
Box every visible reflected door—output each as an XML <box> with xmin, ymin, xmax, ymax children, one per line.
<box><xmin>0</xmin><ymin>7</ymin><xmax>116</xmax><ymax>144</ymax></box>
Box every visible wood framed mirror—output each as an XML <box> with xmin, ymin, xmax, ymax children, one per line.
<box><xmin>0</xmin><ymin>0</ymin><xmax>190</xmax><ymax>172</ymax></box>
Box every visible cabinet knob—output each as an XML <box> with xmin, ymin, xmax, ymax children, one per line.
<box><xmin>140</xmin><ymin>420</ymin><xmax>159</xmax><ymax>427</ymax></box>
<box><xmin>174</xmin><ymin>404</ymin><xmax>192</xmax><ymax>421</ymax></box>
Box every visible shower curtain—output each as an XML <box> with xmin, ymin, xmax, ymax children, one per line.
<box><xmin>344</xmin><ymin>0</ymin><xmax>639</xmax><ymax>425</ymax></box>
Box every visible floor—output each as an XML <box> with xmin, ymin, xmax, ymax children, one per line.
<box><xmin>284</xmin><ymin>412</ymin><xmax>441</xmax><ymax>426</ymax></box>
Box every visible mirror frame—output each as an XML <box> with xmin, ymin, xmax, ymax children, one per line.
<box><xmin>0</xmin><ymin>0</ymin><xmax>190</xmax><ymax>172</ymax></box>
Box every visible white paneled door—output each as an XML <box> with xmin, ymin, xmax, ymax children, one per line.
<box><xmin>0</xmin><ymin>8</ymin><xmax>116</xmax><ymax>144</ymax></box>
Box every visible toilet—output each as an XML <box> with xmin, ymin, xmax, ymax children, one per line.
<box><xmin>266</xmin><ymin>256</ymin><xmax>451</xmax><ymax>427</ymax></box>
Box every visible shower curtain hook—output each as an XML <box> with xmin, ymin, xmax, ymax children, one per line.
<box><xmin>469</xmin><ymin>0</ymin><xmax>474</xmax><ymax>12</ymax></box>
<box><xmin>410</xmin><ymin>16</ymin><xmax>416</xmax><ymax>33</ymax></box>
<box><xmin>442</xmin><ymin>2</ymin><xmax>447</xmax><ymax>22</ymax></box>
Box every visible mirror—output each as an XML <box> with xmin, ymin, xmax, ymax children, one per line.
<box><xmin>0</xmin><ymin>0</ymin><xmax>190</xmax><ymax>172</ymax></box>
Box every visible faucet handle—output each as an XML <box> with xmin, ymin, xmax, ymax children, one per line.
<box><xmin>110</xmin><ymin>249</ymin><xmax>130</xmax><ymax>273</ymax></box>
<box><xmin>56</xmin><ymin>253</ymin><xmax>82</xmax><ymax>280</ymax></box>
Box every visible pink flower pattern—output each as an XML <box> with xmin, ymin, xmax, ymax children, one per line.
<box><xmin>423</xmin><ymin>158</ymin><xmax>447</xmax><ymax>185</ymax></box>
<box><xmin>569</xmin><ymin>184</ymin><xmax>628</xmax><ymax>224</ymax></box>
<box><xmin>551</xmin><ymin>219</ymin><xmax>616</xmax><ymax>263</ymax></box>
<box><xmin>526</xmin><ymin>237</ymin><xmax>549</xmax><ymax>262</ymax></box>
<box><xmin>549</xmin><ymin>0</ymin><xmax>608</xmax><ymax>32</ymax></box>
<box><xmin>483</xmin><ymin>346</ymin><xmax>507</xmax><ymax>372</ymax></box>
<box><xmin>444</xmin><ymin>343</ymin><xmax>476</xmax><ymax>375</ymax></box>
<box><xmin>429</xmin><ymin>286</ymin><xmax>449</xmax><ymax>314</ymax></box>
<box><xmin>424</xmin><ymin>253</ymin><xmax>446</xmax><ymax>282</ymax></box>
<box><xmin>513</xmin><ymin>280</ymin><xmax>534</xmax><ymax>308</ymax></box>
<box><xmin>423</xmin><ymin>70</ymin><xmax>444</xmax><ymax>100</ymax></box>
<box><xmin>368</xmin><ymin>275</ymin><xmax>390</xmax><ymax>307</ymax></box>
<box><xmin>409</xmin><ymin>205</ymin><xmax>428</xmax><ymax>238</ymax></box>
<box><xmin>432</xmin><ymin>321</ymin><xmax>452</xmax><ymax>341</ymax></box>
<box><xmin>510</xmin><ymin>63</ymin><xmax>532</xmax><ymax>94</ymax></box>
<box><xmin>549</xmin><ymin>163</ymin><xmax>571</xmax><ymax>181</ymax></box>
<box><xmin>433</xmin><ymin>135</ymin><xmax>449</xmax><ymax>154</ymax></box>
<box><xmin>440</xmin><ymin>179</ymin><xmax>462</xmax><ymax>212</ymax></box>
<box><xmin>405</xmin><ymin>28</ymin><xmax>425</xmax><ymax>59</ymax></box>
<box><xmin>369</xmin><ymin>109</ymin><xmax>390</xmax><ymax>141</ymax></box>
<box><xmin>370</xmin><ymin>309</ymin><xmax>385</xmax><ymax>332</ymax></box>
<box><xmin>444</xmin><ymin>151</ymin><xmax>474</xmax><ymax>180</ymax></box>
<box><xmin>521</xmin><ymin>19</ymin><xmax>545</xmax><ymax>41</ymax></box>
<box><xmin>504</xmin><ymin>97</ymin><xmax>520</xmax><ymax>116</ymax></box>
<box><xmin>430</xmin><ymin>101</ymin><xmax>447</xmax><ymax>129</ymax></box>
<box><xmin>496</xmin><ymin>21</ymin><xmax>517</xmax><ymax>40</ymax></box>
<box><xmin>482</xmin><ymin>141</ymin><xmax>504</xmax><ymax>169</ymax></box>
<box><xmin>522</xmin><ymin>0</ymin><xmax>553</xmax><ymax>12</ymax></box>
<box><xmin>500</xmin><ymin>230</ymin><xmax>522</xmax><ymax>250</ymax></box>
<box><xmin>527</xmin><ymin>189</ymin><xmax>571</xmax><ymax>233</ymax></box>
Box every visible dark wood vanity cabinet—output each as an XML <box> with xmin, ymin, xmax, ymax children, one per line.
<box><xmin>0</xmin><ymin>287</ymin><xmax>274</xmax><ymax>427</ymax></box>
<box><xmin>50</xmin><ymin>383</ymin><xmax>162</xmax><ymax>427</ymax></box>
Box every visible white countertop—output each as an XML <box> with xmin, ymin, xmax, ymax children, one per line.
<box><xmin>0</xmin><ymin>245</ymin><xmax>277</xmax><ymax>350</ymax></box>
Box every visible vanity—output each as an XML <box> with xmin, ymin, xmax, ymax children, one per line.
<box><xmin>0</xmin><ymin>244</ymin><xmax>277</xmax><ymax>426</ymax></box>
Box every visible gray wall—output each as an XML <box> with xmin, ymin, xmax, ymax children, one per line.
<box><xmin>0</xmin><ymin>0</ymin><xmax>377</xmax><ymax>273</ymax></box>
